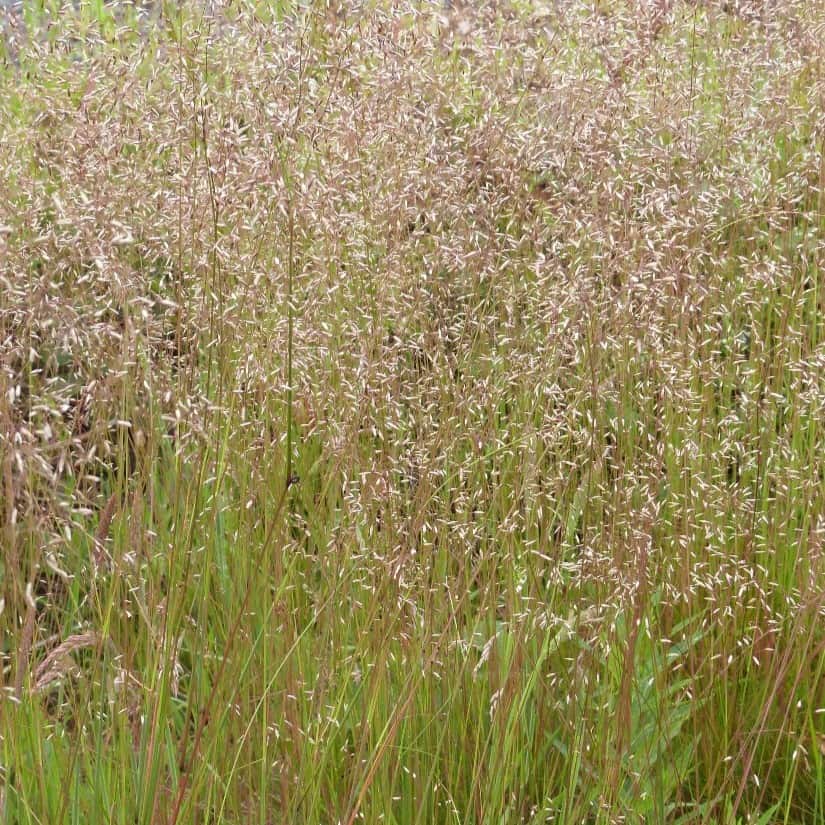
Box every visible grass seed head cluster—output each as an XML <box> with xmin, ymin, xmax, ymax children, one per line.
<box><xmin>1</xmin><ymin>0</ymin><xmax>825</xmax><ymax>822</ymax></box>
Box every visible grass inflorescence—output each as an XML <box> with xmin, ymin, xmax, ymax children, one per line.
<box><xmin>1</xmin><ymin>0</ymin><xmax>825</xmax><ymax>822</ymax></box>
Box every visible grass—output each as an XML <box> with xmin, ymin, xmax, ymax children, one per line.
<box><xmin>1</xmin><ymin>0</ymin><xmax>825</xmax><ymax>822</ymax></box>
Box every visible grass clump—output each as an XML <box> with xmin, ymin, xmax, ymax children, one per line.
<box><xmin>1</xmin><ymin>0</ymin><xmax>825</xmax><ymax>822</ymax></box>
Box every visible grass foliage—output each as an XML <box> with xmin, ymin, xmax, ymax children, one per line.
<box><xmin>2</xmin><ymin>0</ymin><xmax>825</xmax><ymax>821</ymax></box>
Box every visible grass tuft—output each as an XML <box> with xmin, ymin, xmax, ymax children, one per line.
<box><xmin>1</xmin><ymin>0</ymin><xmax>825</xmax><ymax>822</ymax></box>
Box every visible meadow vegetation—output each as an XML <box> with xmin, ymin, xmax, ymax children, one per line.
<box><xmin>1</xmin><ymin>0</ymin><xmax>825</xmax><ymax>821</ymax></box>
